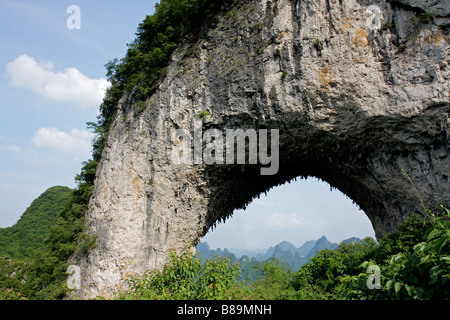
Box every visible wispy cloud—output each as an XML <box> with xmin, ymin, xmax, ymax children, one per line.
<box><xmin>253</xmin><ymin>200</ymin><xmax>283</xmax><ymax>207</ymax></box>
<box><xmin>254</xmin><ymin>200</ymin><xmax>273</xmax><ymax>207</ymax></box>
<box><xmin>261</xmin><ymin>211</ymin><xmax>329</xmax><ymax>238</ymax></box>
<box><xmin>264</xmin><ymin>212</ymin><xmax>309</xmax><ymax>229</ymax></box>
<box><xmin>0</xmin><ymin>145</ymin><xmax>22</xmax><ymax>153</ymax></box>
<box><xmin>32</xmin><ymin>127</ymin><xmax>94</xmax><ymax>158</ymax></box>
<box><xmin>6</xmin><ymin>54</ymin><xmax>110</xmax><ymax>109</ymax></box>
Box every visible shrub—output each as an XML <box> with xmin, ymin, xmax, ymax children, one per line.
<box><xmin>239</xmin><ymin>259</ymin><xmax>298</xmax><ymax>300</ymax></box>
<box><xmin>313</xmin><ymin>38</ymin><xmax>322</xmax><ymax>50</ymax></box>
<box><xmin>195</xmin><ymin>110</ymin><xmax>212</xmax><ymax>118</ymax></box>
<box><xmin>122</xmin><ymin>250</ymin><xmax>240</xmax><ymax>300</ymax></box>
<box><xmin>340</xmin><ymin>204</ymin><xmax>450</xmax><ymax>300</ymax></box>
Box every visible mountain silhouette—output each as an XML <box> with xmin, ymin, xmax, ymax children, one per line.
<box><xmin>196</xmin><ymin>235</ymin><xmax>360</xmax><ymax>270</ymax></box>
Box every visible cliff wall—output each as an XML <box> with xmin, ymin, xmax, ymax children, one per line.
<box><xmin>76</xmin><ymin>0</ymin><xmax>449</xmax><ymax>298</ymax></box>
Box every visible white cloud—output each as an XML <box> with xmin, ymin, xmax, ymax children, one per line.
<box><xmin>262</xmin><ymin>211</ymin><xmax>329</xmax><ymax>236</ymax></box>
<box><xmin>264</xmin><ymin>212</ymin><xmax>306</xmax><ymax>230</ymax></box>
<box><xmin>0</xmin><ymin>145</ymin><xmax>22</xmax><ymax>153</ymax></box>
<box><xmin>0</xmin><ymin>137</ymin><xmax>22</xmax><ymax>153</ymax></box>
<box><xmin>32</xmin><ymin>127</ymin><xmax>94</xmax><ymax>158</ymax></box>
<box><xmin>6</xmin><ymin>54</ymin><xmax>110</xmax><ymax>109</ymax></box>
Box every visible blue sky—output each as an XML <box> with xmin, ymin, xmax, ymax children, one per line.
<box><xmin>0</xmin><ymin>0</ymin><xmax>375</xmax><ymax>249</ymax></box>
<box><xmin>0</xmin><ymin>0</ymin><xmax>157</xmax><ymax>227</ymax></box>
<box><xmin>203</xmin><ymin>178</ymin><xmax>376</xmax><ymax>250</ymax></box>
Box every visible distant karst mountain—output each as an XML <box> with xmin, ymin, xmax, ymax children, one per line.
<box><xmin>196</xmin><ymin>236</ymin><xmax>363</xmax><ymax>270</ymax></box>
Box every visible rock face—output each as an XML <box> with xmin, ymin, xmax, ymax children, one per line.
<box><xmin>75</xmin><ymin>0</ymin><xmax>449</xmax><ymax>299</ymax></box>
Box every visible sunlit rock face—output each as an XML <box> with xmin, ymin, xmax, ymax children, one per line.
<box><xmin>75</xmin><ymin>0</ymin><xmax>449</xmax><ymax>299</ymax></box>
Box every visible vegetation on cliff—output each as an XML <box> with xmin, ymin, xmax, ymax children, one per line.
<box><xmin>0</xmin><ymin>0</ymin><xmax>232</xmax><ymax>300</ymax></box>
<box><xmin>0</xmin><ymin>0</ymin><xmax>448</xmax><ymax>301</ymax></box>
<box><xmin>94</xmin><ymin>0</ymin><xmax>230</xmax><ymax>160</ymax></box>
<box><xmin>1</xmin><ymin>188</ymin><xmax>448</xmax><ymax>300</ymax></box>
<box><xmin>119</xmin><ymin>206</ymin><xmax>450</xmax><ymax>300</ymax></box>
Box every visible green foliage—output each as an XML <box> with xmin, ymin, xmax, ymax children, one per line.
<box><xmin>381</xmin><ymin>21</ymin><xmax>393</xmax><ymax>31</ymax></box>
<box><xmin>0</xmin><ymin>160</ymin><xmax>99</xmax><ymax>300</ymax></box>
<box><xmin>293</xmin><ymin>209</ymin><xmax>448</xmax><ymax>300</ymax></box>
<box><xmin>122</xmin><ymin>253</ymin><xmax>305</xmax><ymax>300</ymax></box>
<box><xmin>1</xmin><ymin>0</ymin><xmax>234</xmax><ymax>301</ymax></box>
<box><xmin>27</xmin><ymin>159</ymin><xmax>100</xmax><ymax>299</ymax></box>
<box><xmin>404</xmin><ymin>8</ymin><xmax>434</xmax><ymax>44</ymax></box>
<box><xmin>295</xmin><ymin>237</ymin><xmax>378</xmax><ymax>299</ymax></box>
<box><xmin>132</xmin><ymin>101</ymin><xmax>147</xmax><ymax>115</ymax></box>
<box><xmin>96</xmin><ymin>0</ymin><xmax>230</xmax><ymax>156</ymax></box>
<box><xmin>122</xmin><ymin>250</ymin><xmax>240</xmax><ymax>300</ymax></box>
<box><xmin>419</xmin><ymin>10</ymin><xmax>434</xmax><ymax>23</ymax></box>
<box><xmin>0</xmin><ymin>186</ymin><xmax>72</xmax><ymax>260</ymax></box>
<box><xmin>0</xmin><ymin>257</ymin><xmax>30</xmax><ymax>300</ymax></box>
<box><xmin>338</xmin><ymin>237</ymin><xmax>379</xmax><ymax>275</ymax></box>
<box><xmin>237</xmin><ymin>259</ymin><xmax>298</xmax><ymax>300</ymax></box>
<box><xmin>408</xmin><ymin>10</ymin><xmax>434</xmax><ymax>26</ymax></box>
<box><xmin>2</xmin><ymin>0</ymin><xmax>448</xmax><ymax>302</ymax></box>
<box><xmin>370</xmin><ymin>214</ymin><xmax>430</xmax><ymax>264</ymax></box>
<box><xmin>313</xmin><ymin>38</ymin><xmax>322</xmax><ymax>50</ymax></box>
<box><xmin>195</xmin><ymin>110</ymin><xmax>212</xmax><ymax>118</ymax></box>
<box><xmin>298</xmin><ymin>249</ymin><xmax>345</xmax><ymax>294</ymax></box>
<box><xmin>397</xmin><ymin>44</ymin><xmax>407</xmax><ymax>53</ymax></box>
<box><xmin>340</xmin><ymin>204</ymin><xmax>450</xmax><ymax>300</ymax></box>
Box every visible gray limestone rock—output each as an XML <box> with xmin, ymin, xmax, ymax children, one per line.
<box><xmin>74</xmin><ymin>0</ymin><xmax>449</xmax><ymax>299</ymax></box>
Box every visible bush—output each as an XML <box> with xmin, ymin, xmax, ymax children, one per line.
<box><xmin>234</xmin><ymin>259</ymin><xmax>298</xmax><ymax>300</ymax></box>
<box><xmin>295</xmin><ymin>237</ymin><xmax>378</xmax><ymax>299</ymax></box>
<box><xmin>370</xmin><ymin>214</ymin><xmax>430</xmax><ymax>264</ymax></box>
<box><xmin>293</xmin><ymin>208</ymin><xmax>449</xmax><ymax>300</ymax></box>
<box><xmin>121</xmin><ymin>253</ymin><xmax>301</xmax><ymax>300</ymax></box>
<box><xmin>0</xmin><ymin>0</ymin><xmax>236</xmax><ymax>301</ymax></box>
<box><xmin>340</xmin><ymin>204</ymin><xmax>450</xmax><ymax>300</ymax></box>
<box><xmin>122</xmin><ymin>250</ymin><xmax>240</xmax><ymax>300</ymax></box>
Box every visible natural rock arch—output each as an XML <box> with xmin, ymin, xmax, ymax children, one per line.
<box><xmin>76</xmin><ymin>0</ymin><xmax>449</xmax><ymax>299</ymax></box>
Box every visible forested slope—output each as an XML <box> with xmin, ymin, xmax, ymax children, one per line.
<box><xmin>0</xmin><ymin>186</ymin><xmax>72</xmax><ymax>260</ymax></box>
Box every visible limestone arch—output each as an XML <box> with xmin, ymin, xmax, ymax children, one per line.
<box><xmin>76</xmin><ymin>0</ymin><xmax>449</xmax><ymax>299</ymax></box>
<box><xmin>196</xmin><ymin>112</ymin><xmax>446</xmax><ymax>243</ymax></box>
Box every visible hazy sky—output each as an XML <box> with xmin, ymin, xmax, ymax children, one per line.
<box><xmin>202</xmin><ymin>177</ymin><xmax>375</xmax><ymax>250</ymax></box>
<box><xmin>0</xmin><ymin>1</ymin><xmax>376</xmax><ymax>248</ymax></box>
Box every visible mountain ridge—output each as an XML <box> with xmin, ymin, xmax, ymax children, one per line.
<box><xmin>196</xmin><ymin>236</ymin><xmax>364</xmax><ymax>270</ymax></box>
<box><xmin>0</xmin><ymin>186</ymin><xmax>73</xmax><ymax>260</ymax></box>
